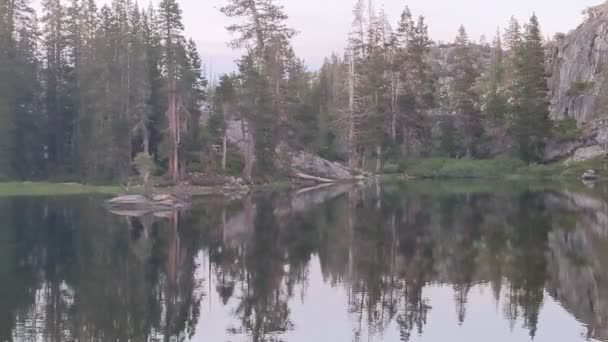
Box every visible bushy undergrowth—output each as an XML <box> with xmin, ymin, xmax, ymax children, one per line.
<box><xmin>552</xmin><ymin>118</ymin><xmax>581</xmax><ymax>142</ymax></box>
<box><xmin>382</xmin><ymin>156</ymin><xmax>608</xmax><ymax>180</ymax></box>
<box><xmin>387</xmin><ymin>157</ymin><xmax>525</xmax><ymax>179</ymax></box>
<box><xmin>0</xmin><ymin>182</ymin><xmax>121</xmax><ymax>196</ymax></box>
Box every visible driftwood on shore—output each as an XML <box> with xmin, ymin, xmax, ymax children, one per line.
<box><xmin>105</xmin><ymin>194</ymin><xmax>190</xmax><ymax>217</ymax></box>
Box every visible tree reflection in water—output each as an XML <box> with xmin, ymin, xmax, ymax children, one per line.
<box><xmin>1</xmin><ymin>181</ymin><xmax>608</xmax><ymax>341</ymax></box>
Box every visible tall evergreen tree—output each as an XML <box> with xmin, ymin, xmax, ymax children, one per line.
<box><xmin>478</xmin><ymin>29</ymin><xmax>508</xmax><ymax>125</ymax></box>
<box><xmin>0</xmin><ymin>0</ymin><xmax>40</xmax><ymax>178</ymax></box>
<box><xmin>511</xmin><ymin>14</ymin><xmax>551</xmax><ymax>162</ymax></box>
<box><xmin>42</xmin><ymin>0</ymin><xmax>77</xmax><ymax>176</ymax></box>
<box><xmin>504</xmin><ymin>16</ymin><xmax>523</xmax><ymax>108</ymax></box>
<box><xmin>450</xmin><ymin>26</ymin><xmax>481</xmax><ymax>158</ymax></box>
<box><xmin>0</xmin><ymin>0</ymin><xmax>16</xmax><ymax>178</ymax></box>
<box><xmin>395</xmin><ymin>7</ymin><xmax>433</xmax><ymax>156</ymax></box>
<box><xmin>13</xmin><ymin>8</ymin><xmax>44</xmax><ymax>178</ymax></box>
<box><xmin>221</xmin><ymin>0</ymin><xmax>297</xmax><ymax>178</ymax></box>
<box><xmin>179</xmin><ymin>38</ymin><xmax>207</xmax><ymax>170</ymax></box>
<box><xmin>157</xmin><ymin>0</ymin><xmax>186</xmax><ymax>181</ymax></box>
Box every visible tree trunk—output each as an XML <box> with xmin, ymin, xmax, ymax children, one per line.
<box><xmin>347</xmin><ymin>51</ymin><xmax>359</xmax><ymax>169</ymax></box>
<box><xmin>167</xmin><ymin>78</ymin><xmax>179</xmax><ymax>182</ymax></box>
<box><xmin>143</xmin><ymin>127</ymin><xmax>150</xmax><ymax>155</ymax></box>
<box><xmin>242</xmin><ymin>121</ymin><xmax>253</xmax><ymax>181</ymax></box>
<box><xmin>376</xmin><ymin>145</ymin><xmax>382</xmax><ymax>173</ymax></box>
<box><xmin>221</xmin><ymin>133</ymin><xmax>227</xmax><ymax>171</ymax></box>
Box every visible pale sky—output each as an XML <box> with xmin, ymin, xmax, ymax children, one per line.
<box><xmin>35</xmin><ymin>0</ymin><xmax>602</xmax><ymax>74</ymax></box>
<box><xmin>183</xmin><ymin>0</ymin><xmax>599</xmax><ymax>75</ymax></box>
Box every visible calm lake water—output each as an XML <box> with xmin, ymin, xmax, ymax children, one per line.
<box><xmin>2</xmin><ymin>181</ymin><xmax>608</xmax><ymax>342</ymax></box>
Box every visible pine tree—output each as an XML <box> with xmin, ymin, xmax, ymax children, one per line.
<box><xmin>157</xmin><ymin>0</ymin><xmax>186</xmax><ymax>181</ymax></box>
<box><xmin>221</xmin><ymin>0</ymin><xmax>297</xmax><ymax>178</ymax></box>
<box><xmin>212</xmin><ymin>74</ymin><xmax>237</xmax><ymax>171</ymax></box>
<box><xmin>395</xmin><ymin>7</ymin><xmax>433</xmax><ymax>156</ymax></box>
<box><xmin>450</xmin><ymin>26</ymin><xmax>481</xmax><ymax>158</ymax></box>
<box><xmin>129</xmin><ymin>3</ymin><xmax>153</xmax><ymax>156</ymax></box>
<box><xmin>142</xmin><ymin>5</ymin><xmax>165</xmax><ymax>163</ymax></box>
<box><xmin>504</xmin><ymin>16</ymin><xmax>523</xmax><ymax>108</ymax></box>
<box><xmin>311</xmin><ymin>57</ymin><xmax>342</xmax><ymax>160</ymax></box>
<box><xmin>179</xmin><ymin>38</ymin><xmax>207</xmax><ymax>170</ymax></box>
<box><xmin>286</xmin><ymin>56</ymin><xmax>316</xmax><ymax>149</ymax></box>
<box><xmin>0</xmin><ymin>0</ymin><xmax>39</xmax><ymax>178</ymax></box>
<box><xmin>478</xmin><ymin>30</ymin><xmax>508</xmax><ymax>125</ymax></box>
<box><xmin>511</xmin><ymin>14</ymin><xmax>551</xmax><ymax>162</ymax></box>
<box><xmin>42</xmin><ymin>0</ymin><xmax>77</xmax><ymax>176</ymax></box>
<box><xmin>349</xmin><ymin>0</ymin><xmax>367</xmax><ymax>59</ymax></box>
<box><xmin>13</xmin><ymin>7</ymin><xmax>44</xmax><ymax>178</ymax></box>
<box><xmin>237</xmin><ymin>52</ymin><xmax>274</xmax><ymax>178</ymax></box>
<box><xmin>360</xmin><ymin>6</ymin><xmax>389</xmax><ymax>171</ymax></box>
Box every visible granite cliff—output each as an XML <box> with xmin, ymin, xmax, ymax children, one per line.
<box><xmin>549</xmin><ymin>1</ymin><xmax>608</xmax><ymax>124</ymax></box>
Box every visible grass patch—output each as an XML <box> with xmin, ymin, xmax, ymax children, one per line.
<box><xmin>253</xmin><ymin>180</ymin><xmax>295</xmax><ymax>192</ymax></box>
<box><xmin>0</xmin><ymin>182</ymin><xmax>122</xmax><ymax>197</ymax></box>
<box><xmin>512</xmin><ymin>158</ymin><xmax>608</xmax><ymax>180</ymax></box>
<box><xmin>391</xmin><ymin>157</ymin><xmax>526</xmax><ymax>179</ymax></box>
<box><xmin>382</xmin><ymin>156</ymin><xmax>608</xmax><ymax>181</ymax></box>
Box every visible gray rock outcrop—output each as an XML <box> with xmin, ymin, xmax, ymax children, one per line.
<box><xmin>548</xmin><ymin>1</ymin><xmax>608</xmax><ymax>124</ymax></box>
<box><xmin>290</xmin><ymin>151</ymin><xmax>354</xmax><ymax>180</ymax></box>
<box><xmin>564</xmin><ymin>145</ymin><xmax>606</xmax><ymax>165</ymax></box>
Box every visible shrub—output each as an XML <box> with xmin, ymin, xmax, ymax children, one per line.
<box><xmin>437</xmin><ymin>158</ymin><xmax>525</xmax><ymax>178</ymax></box>
<box><xmin>133</xmin><ymin>152</ymin><xmax>156</xmax><ymax>193</ymax></box>
<box><xmin>552</xmin><ymin>118</ymin><xmax>581</xmax><ymax>142</ymax></box>
<box><xmin>382</xmin><ymin>163</ymin><xmax>400</xmax><ymax>174</ymax></box>
<box><xmin>396</xmin><ymin>157</ymin><xmax>525</xmax><ymax>179</ymax></box>
<box><xmin>566</xmin><ymin>81</ymin><xmax>593</xmax><ymax>97</ymax></box>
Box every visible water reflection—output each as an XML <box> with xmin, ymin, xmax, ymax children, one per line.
<box><xmin>1</xmin><ymin>182</ymin><xmax>608</xmax><ymax>341</ymax></box>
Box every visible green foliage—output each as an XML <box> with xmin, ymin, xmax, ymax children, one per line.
<box><xmin>224</xmin><ymin>148</ymin><xmax>245</xmax><ymax>176</ymax></box>
<box><xmin>396</xmin><ymin>157</ymin><xmax>525</xmax><ymax>178</ymax></box>
<box><xmin>566</xmin><ymin>81</ymin><xmax>593</xmax><ymax>97</ymax></box>
<box><xmin>511</xmin><ymin>14</ymin><xmax>552</xmax><ymax>163</ymax></box>
<box><xmin>449</xmin><ymin>26</ymin><xmax>482</xmax><ymax>157</ymax></box>
<box><xmin>515</xmin><ymin>157</ymin><xmax>608</xmax><ymax>180</ymax></box>
<box><xmin>435</xmin><ymin>118</ymin><xmax>460</xmax><ymax>157</ymax></box>
<box><xmin>384</xmin><ymin>156</ymin><xmax>608</xmax><ymax>181</ymax></box>
<box><xmin>552</xmin><ymin>118</ymin><xmax>581</xmax><ymax>142</ymax></box>
<box><xmin>0</xmin><ymin>182</ymin><xmax>120</xmax><ymax>197</ymax></box>
<box><xmin>438</xmin><ymin>158</ymin><xmax>526</xmax><ymax>178</ymax></box>
<box><xmin>133</xmin><ymin>153</ymin><xmax>156</xmax><ymax>177</ymax></box>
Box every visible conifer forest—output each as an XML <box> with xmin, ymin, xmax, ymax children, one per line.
<box><xmin>0</xmin><ymin>0</ymin><xmax>569</xmax><ymax>184</ymax></box>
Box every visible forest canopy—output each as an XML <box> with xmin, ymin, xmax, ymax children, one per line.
<box><xmin>0</xmin><ymin>0</ymin><xmax>553</xmax><ymax>183</ymax></box>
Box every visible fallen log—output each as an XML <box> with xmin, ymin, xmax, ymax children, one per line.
<box><xmin>293</xmin><ymin>172</ymin><xmax>336</xmax><ymax>183</ymax></box>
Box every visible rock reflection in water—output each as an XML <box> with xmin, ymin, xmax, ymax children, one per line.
<box><xmin>1</xmin><ymin>182</ymin><xmax>608</xmax><ymax>341</ymax></box>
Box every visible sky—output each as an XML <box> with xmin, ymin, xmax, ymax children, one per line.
<box><xmin>182</xmin><ymin>0</ymin><xmax>600</xmax><ymax>76</ymax></box>
<box><xmin>35</xmin><ymin>0</ymin><xmax>603</xmax><ymax>74</ymax></box>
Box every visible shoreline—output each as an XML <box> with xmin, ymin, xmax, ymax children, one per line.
<box><xmin>1</xmin><ymin>156</ymin><xmax>603</xmax><ymax>197</ymax></box>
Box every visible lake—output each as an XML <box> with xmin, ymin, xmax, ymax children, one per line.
<box><xmin>1</xmin><ymin>180</ymin><xmax>608</xmax><ymax>342</ymax></box>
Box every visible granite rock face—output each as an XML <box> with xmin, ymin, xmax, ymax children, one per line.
<box><xmin>290</xmin><ymin>151</ymin><xmax>354</xmax><ymax>180</ymax></box>
<box><xmin>564</xmin><ymin>145</ymin><xmax>606</xmax><ymax>165</ymax></box>
<box><xmin>548</xmin><ymin>1</ymin><xmax>608</xmax><ymax>124</ymax></box>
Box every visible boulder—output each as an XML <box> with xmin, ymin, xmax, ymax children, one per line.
<box><xmin>543</xmin><ymin>140</ymin><xmax>583</xmax><ymax>162</ymax></box>
<box><xmin>152</xmin><ymin>194</ymin><xmax>176</xmax><ymax>202</ymax></box>
<box><xmin>105</xmin><ymin>194</ymin><xmax>190</xmax><ymax>215</ymax></box>
<box><xmin>582</xmin><ymin>169</ymin><xmax>600</xmax><ymax>180</ymax></box>
<box><xmin>291</xmin><ymin>151</ymin><xmax>354</xmax><ymax>180</ymax></box>
<box><xmin>564</xmin><ymin>146</ymin><xmax>606</xmax><ymax>165</ymax></box>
